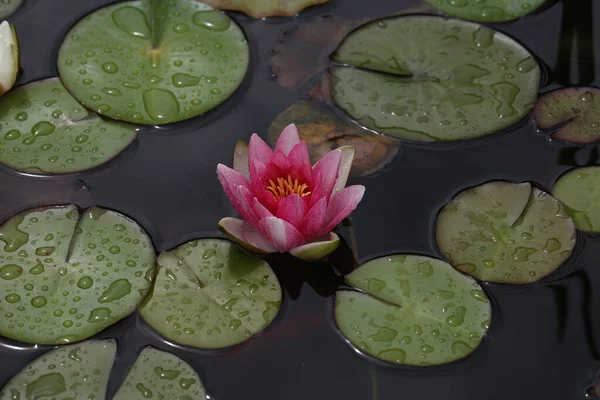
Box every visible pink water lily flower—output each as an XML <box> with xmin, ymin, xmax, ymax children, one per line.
<box><xmin>217</xmin><ymin>123</ymin><xmax>365</xmax><ymax>260</ymax></box>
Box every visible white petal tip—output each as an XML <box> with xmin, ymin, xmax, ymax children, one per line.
<box><xmin>218</xmin><ymin>218</ymin><xmax>273</xmax><ymax>255</ymax></box>
<box><xmin>0</xmin><ymin>21</ymin><xmax>18</xmax><ymax>95</ymax></box>
<box><xmin>289</xmin><ymin>233</ymin><xmax>340</xmax><ymax>261</ymax></box>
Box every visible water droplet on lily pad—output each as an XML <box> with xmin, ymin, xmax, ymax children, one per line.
<box><xmin>113</xmin><ymin>347</ymin><xmax>206</xmax><ymax>400</ymax></box>
<box><xmin>436</xmin><ymin>181</ymin><xmax>576</xmax><ymax>283</ymax></box>
<box><xmin>424</xmin><ymin>0</ymin><xmax>547</xmax><ymax>22</ymax></box>
<box><xmin>0</xmin><ymin>340</ymin><xmax>116</xmax><ymax>399</ymax></box>
<box><xmin>57</xmin><ymin>0</ymin><xmax>249</xmax><ymax>125</ymax></box>
<box><xmin>139</xmin><ymin>239</ymin><xmax>281</xmax><ymax>349</ymax></box>
<box><xmin>335</xmin><ymin>255</ymin><xmax>491</xmax><ymax>365</ymax></box>
<box><xmin>0</xmin><ymin>205</ymin><xmax>155</xmax><ymax>344</ymax></box>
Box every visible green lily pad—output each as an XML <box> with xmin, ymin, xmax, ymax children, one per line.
<box><xmin>0</xmin><ymin>78</ymin><xmax>136</xmax><ymax>174</ymax></box>
<box><xmin>0</xmin><ymin>0</ymin><xmax>22</xmax><ymax>19</ymax></box>
<box><xmin>424</xmin><ymin>0</ymin><xmax>547</xmax><ymax>23</ymax></box>
<box><xmin>335</xmin><ymin>255</ymin><xmax>491</xmax><ymax>366</ymax></box>
<box><xmin>0</xmin><ymin>204</ymin><xmax>155</xmax><ymax>344</ymax></box>
<box><xmin>201</xmin><ymin>0</ymin><xmax>329</xmax><ymax>18</ymax></box>
<box><xmin>435</xmin><ymin>181</ymin><xmax>576</xmax><ymax>284</ymax></box>
<box><xmin>114</xmin><ymin>347</ymin><xmax>206</xmax><ymax>400</ymax></box>
<box><xmin>139</xmin><ymin>239</ymin><xmax>282</xmax><ymax>349</ymax></box>
<box><xmin>0</xmin><ymin>339</ymin><xmax>116</xmax><ymax>399</ymax></box>
<box><xmin>553</xmin><ymin>166</ymin><xmax>600</xmax><ymax>232</ymax></box>
<box><xmin>533</xmin><ymin>87</ymin><xmax>600</xmax><ymax>144</ymax></box>
<box><xmin>57</xmin><ymin>0</ymin><xmax>249</xmax><ymax>125</ymax></box>
<box><xmin>331</xmin><ymin>15</ymin><xmax>540</xmax><ymax>142</ymax></box>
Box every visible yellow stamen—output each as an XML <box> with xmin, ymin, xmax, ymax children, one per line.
<box><xmin>266</xmin><ymin>175</ymin><xmax>311</xmax><ymax>201</ymax></box>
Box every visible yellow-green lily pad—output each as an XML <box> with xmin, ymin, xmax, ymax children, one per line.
<box><xmin>0</xmin><ymin>339</ymin><xmax>116</xmax><ymax>399</ymax></box>
<box><xmin>0</xmin><ymin>0</ymin><xmax>22</xmax><ymax>19</ymax></box>
<box><xmin>57</xmin><ymin>0</ymin><xmax>249</xmax><ymax>125</ymax></box>
<box><xmin>553</xmin><ymin>166</ymin><xmax>600</xmax><ymax>232</ymax></box>
<box><xmin>425</xmin><ymin>0</ymin><xmax>547</xmax><ymax>23</ymax></box>
<box><xmin>0</xmin><ymin>205</ymin><xmax>155</xmax><ymax>344</ymax></box>
<box><xmin>335</xmin><ymin>255</ymin><xmax>491</xmax><ymax>366</ymax></box>
<box><xmin>200</xmin><ymin>0</ymin><xmax>329</xmax><ymax>18</ymax></box>
<box><xmin>114</xmin><ymin>347</ymin><xmax>206</xmax><ymax>400</ymax></box>
<box><xmin>139</xmin><ymin>239</ymin><xmax>281</xmax><ymax>349</ymax></box>
<box><xmin>435</xmin><ymin>181</ymin><xmax>576</xmax><ymax>284</ymax></box>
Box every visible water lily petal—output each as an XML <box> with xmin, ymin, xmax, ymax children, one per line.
<box><xmin>300</xmin><ymin>197</ymin><xmax>327</xmax><ymax>238</ymax></box>
<box><xmin>310</xmin><ymin>149</ymin><xmax>342</xmax><ymax>207</ymax></box>
<box><xmin>287</xmin><ymin>141</ymin><xmax>311</xmax><ymax>170</ymax></box>
<box><xmin>274</xmin><ymin>123</ymin><xmax>300</xmax><ymax>156</ymax></box>
<box><xmin>276</xmin><ymin>194</ymin><xmax>307</xmax><ymax>227</ymax></box>
<box><xmin>217</xmin><ymin>163</ymin><xmax>251</xmax><ymax>212</ymax></box>
<box><xmin>235</xmin><ymin>186</ymin><xmax>258</xmax><ymax>226</ymax></box>
<box><xmin>233</xmin><ymin>140</ymin><xmax>250</xmax><ymax>179</ymax></box>
<box><xmin>269</xmin><ymin>150</ymin><xmax>292</xmax><ymax>172</ymax></box>
<box><xmin>259</xmin><ymin>216</ymin><xmax>305</xmax><ymax>252</ymax></box>
<box><xmin>290</xmin><ymin>233</ymin><xmax>340</xmax><ymax>261</ymax></box>
<box><xmin>332</xmin><ymin>146</ymin><xmax>355</xmax><ymax>196</ymax></box>
<box><xmin>249</xmin><ymin>133</ymin><xmax>274</xmax><ymax>165</ymax></box>
<box><xmin>321</xmin><ymin>185</ymin><xmax>365</xmax><ymax>234</ymax></box>
<box><xmin>252</xmin><ymin>197</ymin><xmax>274</xmax><ymax>220</ymax></box>
<box><xmin>219</xmin><ymin>217</ymin><xmax>278</xmax><ymax>254</ymax></box>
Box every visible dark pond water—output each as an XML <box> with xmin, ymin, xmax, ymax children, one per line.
<box><xmin>0</xmin><ymin>0</ymin><xmax>599</xmax><ymax>399</ymax></box>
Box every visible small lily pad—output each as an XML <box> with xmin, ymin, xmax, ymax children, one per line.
<box><xmin>201</xmin><ymin>0</ymin><xmax>329</xmax><ymax>18</ymax></box>
<box><xmin>553</xmin><ymin>166</ymin><xmax>600</xmax><ymax>232</ymax></box>
<box><xmin>0</xmin><ymin>78</ymin><xmax>136</xmax><ymax>174</ymax></box>
<box><xmin>268</xmin><ymin>99</ymin><xmax>399</xmax><ymax>177</ymax></box>
<box><xmin>335</xmin><ymin>255</ymin><xmax>491</xmax><ymax>366</ymax></box>
<box><xmin>331</xmin><ymin>15</ymin><xmax>540</xmax><ymax>142</ymax></box>
<box><xmin>0</xmin><ymin>339</ymin><xmax>116</xmax><ymax>399</ymax></box>
<box><xmin>58</xmin><ymin>0</ymin><xmax>248</xmax><ymax>125</ymax></box>
<box><xmin>435</xmin><ymin>181</ymin><xmax>576</xmax><ymax>284</ymax></box>
<box><xmin>114</xmin><ymin>347</ymin><xmax>206</xmax><ymax>400</ymax></box>
<box><xmin>139</xmin><ymin>239</ymin><xmax>282</xmax><ymax>349</ymax></box>
<box><xmin>533</xmin><ymin>87</ymin><xmax>600</xmax><ymax>144</ymax></box>
<box><xmin>0</xmin><ymin>0</ymin><xmax>22</xmax><ymax>19</ymax></box>
<box><xmin>425</xmin><ymin>0</ymin><xmax>547</xmax><ymax>23</ymax></box>
<box><xmin>0</xmin><ymin>205</ymin><xmax>155</xmax><ymax>344</ymax></box>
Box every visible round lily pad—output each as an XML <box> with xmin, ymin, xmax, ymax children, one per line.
<box><xmin>139</xmin><ymin>239</ymin><xmax>282</xmax><ymax>349</ymax></box>
<box><xmin>335</xmin><ymin>255</ymin><xmax>491</xmax><ymax>366</ymax></box>
<box><xmin>425</xmin><ymin>0</ymin><xmax>547</xmax><ymax>23</ymax></box>
<box><xmin>331</xmin><ymin>15</ymin><xmax>540</xmax><ymax>142</ymax></box>
<box><xmin>435</xmin><ymin>181</ymin><xmax>576</xmax><ymax>284</ymax></box>
<box><xmin>553</xmin><ymin>166</ymin><xmax>600</xmax><ymax>232</ymax></box>
<box><xmin>0</xmin><ymin>339</ymin><xmax>116</xmax><ymax>399</ymax></box>
<box><xmin>114</xmin><ymin>347</ymin><xmax>206</xmax><ymax>400</ymax></box>
<box><xmin>0</xmin><ymin>0</ymin><xmax>22</xmax><ymax>19</ymax></box>
<box><xmin>533</xmin><ymin>87</ymin><xmax>600</xmax><ymax>144</ymax></box>
<box><xmin>0</xmin><ymin>204</ymin><xmax>155</xmax><ymax>344</ymax></box>
<box><xmin>0</xmin><ymin>78</ymin><xmax>136</xmax><ymax>174</ymax></box>
<box><xmin>57</xmin><ymin>0</ymin><xmax>249</xmax><ymax>125</ymax></box>
<box><xmin>201</xmin><ymin>0</ymin><xmax>329</xmax><ymax>18</ymax></box>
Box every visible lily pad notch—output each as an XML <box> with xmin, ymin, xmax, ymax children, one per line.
<box><xmin>334</xmin><ymin>254</ymin><xmax>492</xmax><ymax>366</ymax></box>
<box><xmin>140</xmin><ymin>238</ymin><xmax>282</xmax><ymax>349</ymax></box>
<box><xmin>57</xmin><ymin>0</ymin><xmax>250</xmax><ymax>125</ymax></box>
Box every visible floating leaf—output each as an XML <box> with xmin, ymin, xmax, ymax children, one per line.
<box><xmin>0</xmin><ymin>339</ymin><xmax>116</xmax><ymax>399</ymax></box>
<box><xmin>201</xmin><ymin>0</ymin><xmax>329</xmax><ymax>18</ymax></box>
<box><xmin>0</xmin><ymin>205</ymin><xmax>155</xmax><ymax>344</ymax></box>
<box><xmin>268</xmin><ymin>99</ymin><xmax>399</xmax><ymax>177</ymax></box>
<box><xmin>0</xmin><ymin>21</ymin><xmax>18</xmax><ymax>95</ymax></box>
<box><xmin>436</xmin><ymin>181</ymin><xmax>576</xmax><ymax>284</ymax></box>
<box><xmin>0</xmin><ymin>0</ymin><xmax>22</xmax><ymax>19</ymax></box>
<box><xmin>553</xmin><ymin>166</ymin><xmax>600</xmax><ymax>232</ymax></box>
<box><xmin>533</xmin><ymin>87</ymin><xmax>600</xmax><ymax>144</ymax></box>
<box><xmin>331</xmin><ymin>15</ymin><xmax>540</xmax><ymax>142</ymax></box>
<box><xmin>114</xmin><ymin>347</ymin><xmax>206</xmax><ymax>400</ymax></box>
<box><xmin>424</xmin><ymin>0</ymin><xmax>547</xmax><ymax>23</ymax></box>
<box><xmin>335</xmin><ymin>255</ymin><xmax>491</xmax><ymax>366</ymax></box>
<box><xmin>0</xmin><ymin>78</ymin><xmax>136</xmax><ymax>174</ymax></box>
<box><xmin>57</xmin><ymin>0</ymin><xmax>249</xmax><ymax>125</ymax></box>
<box><xmin>140</xmin><ymin>239</ymin><xmax>282</xmax><ymax>349</ymax></box>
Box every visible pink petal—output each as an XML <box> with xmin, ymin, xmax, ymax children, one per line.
<box><xmin>299</xmin><ymin>197</ymin><xmax>327</xmax><ymax>238</ymax></box>
<box><xmin>219</xmin><ymin>217</ymin><xmax>278</xmax><ymax>253</ymax></box>
<box><xmin>269</xmin><ymin>151</ymin><xmax>292</xmax><ymax>172</ymax></box>
<box><xmin>320</xmin><ymin>185</ymin><xmax>365</xmax><ymax>235</ymax></box>
<box><xmin>287</xmin><ymin>141</ymin><xmax>311</xmax><ymax>170</ymax></box>
<box><xmin>276</xmin><ymin>194</ymin><xmax>307</xmax><ymax>227</ymax></box>
<box><xmin>310</xmin><ymin>149</ymin><xmax>342</xmax><ymax>208</ymax></box>
<box><xmin>274</xmin><ymin>123</ymin><xmax>300</xmax><ymax>156</ymax></box>
<box><xmin>249</xmin><ymin>134</ymin><xmax>274</xmax><ymax>165</ymax></box>
<box><xmin>217</xmin><ymin>164</ymin><xmax>251</xmax><ymax>212</ymax></box>
<box><xmin>258</xmin><ymin>216</ymin><xmax>305</xmax><ymax>252</ymax></box>
<box><xmin>234</xmin><ymin>186</ymin><xmax>258</xmax><ymax>226</ymax></box>
<box><xmin>252</xmin><ymin>197</ymin><xmax>274</xmax><ymax>220</ymax></box>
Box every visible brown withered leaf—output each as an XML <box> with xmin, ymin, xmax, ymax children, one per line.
<box><xmin>201</xmin><ymin>0</ymin><xmax>329</xmax><ymax>19</ymax></box>
<box><xmin>268</xmin><ymin>98</ymin><xmax>400</xmax><ymax>177</ymax></box>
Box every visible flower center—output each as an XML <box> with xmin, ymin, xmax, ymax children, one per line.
<box><xmin>266</xmin><ymin>175</ymin><xmax>311</xmax><ymax>201</ymax></box>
